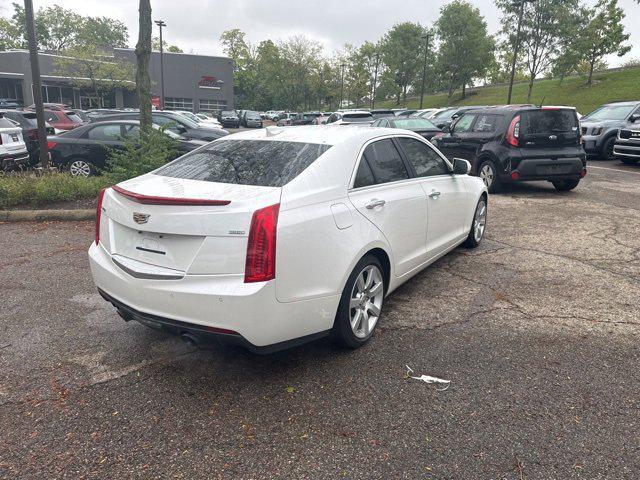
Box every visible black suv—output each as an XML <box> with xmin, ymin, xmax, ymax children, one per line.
<box><xmin>434</xmin><ymin>106</ymin><xmax>586</xmax><ymax>192</ymax></box>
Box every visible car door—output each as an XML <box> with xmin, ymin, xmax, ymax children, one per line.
<box><xmin>436</xmin><ymin>113</ymin><xmax>477</xmax><ymax>160</ymax></box>
<box><xmin>395</xmin><ymin>136</ymin><xmax>469</xmax><ymax>258</ymax></box>
<box><xmin>459</xmin><ymin>113</ymin><xmax>503</xmax><ymax>170</ymax></box>
<box><xmin>80</xmin><ymin>124</ymin><xmax>125</xmax><ymax>168</ymax></box>
<box><xmin>348</xmin><ymin>138</ymin><xmax>428</xmax><ymax>277</ymax></box>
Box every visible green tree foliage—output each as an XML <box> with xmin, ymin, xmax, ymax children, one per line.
<box><xmin>152</xmin><ymin>37</ymin><xmax>183</xmax><ymax>53</ymax></box>
<box><xmin>2</xmin><ymin>2</ymin><xmax>128</xmax><ymax>51</ymax></box>
<box><xmin>436</xmin><ymin>1</ymin><xmax>494</xmax><ymax>99</ymax></box>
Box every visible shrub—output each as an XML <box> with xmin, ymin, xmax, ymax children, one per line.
<box><xmin>0</xmin><ymin>172</ymin><xmax>110</xmax><ymax>209</ymax></box>
<box><xmin>106</xmin><ymin>127</ymin><xmax>178</xmax><ymax>182</ymax></box>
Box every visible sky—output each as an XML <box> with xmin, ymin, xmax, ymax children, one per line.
<box><xmin>2</xmin><ymin>0</ymin><xmax>639</xmax><ymax>66</ymax></box>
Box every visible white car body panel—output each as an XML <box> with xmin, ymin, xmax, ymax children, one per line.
<box><xmin>89</xmin><ymin>125</ymin><xmax>487</xmax><ymax>350</ymax></box>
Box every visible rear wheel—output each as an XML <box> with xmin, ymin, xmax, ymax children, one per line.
<box><xmin>463</xmin><ymin>197</ymin><xmax>487</xmax><ymax>248</ymax></box>
<box><xmin>552</xmin><ymin>179</ymin><xmax>580</xmax><ymax>191</ymax></box>
<box><xmin>333</xmin><ymin>255</ymin><xmax>385</xmax><ymax>349</ymax></box>
<box><xmin>619</xmin><ymin>157</ymin><xmax>639</xmax><ymax>165</ymax></box>
<box><xmin>478</xmin><ymin>159</ymin><xmax>501</xmax><ymax>193</ymax></box>
<box><xmin>68</xmin><ymin>159</ymin><xmax>94</xmax><ymax>177</ymax></box>
<box><xmin>601</xmin><ymin>137</ymin><xmax>616</xmax><ymax>160</ymax></box>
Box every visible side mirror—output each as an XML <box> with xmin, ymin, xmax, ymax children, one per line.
<box><xmin>452</xmin><ymin>158</ymin><xmax>471</xmax><ymax>175</ymax></box>
<box><xmin>321</xmin><ymin>120</ymin><xmax>327</xmax><ymax>125</ymax></box>
<box><xmin>176</xmin><ymin>125</ymin><xmax>187</xmax><ymax>133</ymax></box>
<box><xmin>630</xmin><ymin>114</ymin><xmax>640</xmax><ymax>123</ymax></box>
<box><xmin>441</xmin><ymin>124</ymin><xmax>450</xmax><ymax>134</ymax></box>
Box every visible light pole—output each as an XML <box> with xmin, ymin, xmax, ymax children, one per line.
<box><xmin>371</xmin><ymin>52</ymin><xmax>380</xmax><ymax>109</ymax></box>
<box><xmin>419</xmin><ymin>33</ymin><xmax>433</xmax><ymax>109</ymax></box>
<box><xmin>339</xmin><ymin>63</ymin><xmax>346</xmax><ymax>109</ymax></box>
<box><xmin>506</xmin><ymin>0</ymin><xmax>534</xmax><ymax>104</ymax></box>
<box><xmin>154</xmin><ymin>19</ymin><xmax>166</xmax><ymax>110</ymax></box>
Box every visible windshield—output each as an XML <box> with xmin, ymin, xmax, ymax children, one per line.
<box><xmin>432</xmin><ymin>108</ymin><xmax>456</xmax><ymax>119</ymax></box>
<box><xmin>156</xmin><ymin>139</ymin><xmax>332</xmax><ymax>187</ymax></box>
<box><xmin>221</xmin><ymin>111</ymin><xmax>237</xmax><ymax>117</ymax></box>
<box><xmin>583</xmin><ymin>105</ymin><xmax>636</xmax><ymax>121</ymax></box>
<box><xmin>343</xmin><ymin>114</ymin><xmax>373</xmax><ymax>123</ymax></box>
<box><xmin>393</xmin><ymin>118</ymin><xmax>438</xmax><ymax>130</ymax></box>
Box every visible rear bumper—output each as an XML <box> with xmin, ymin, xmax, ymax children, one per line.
<box><xmin>0</xmin><ymin>151</ymin><xmax>29</xmax><ymax>169</ymax></box>
<box><xmin>88</xmin><ymin>243</ymin><xmax>338</xmax><ymax>351</ymax></box>
<box><xmin>505</xmin><ymin>157</ymin><xmax>585</xmax><ymax>182</ymax></box>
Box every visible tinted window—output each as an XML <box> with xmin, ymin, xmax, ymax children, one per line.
<box><xmin>86</xmin><ymin>124</ymin><xmax>122</xmax><ymax>140</ymax></box>
<box><xmin>522</xmin><ymin>109</ymin><xmax>578</xmax><ymax>134</ymax></box>
<box><xmin>156</xmin><ymin>139</ymin><xmax>331</xmax><ymax>187</ymax></box>
<box><xmin>362</xmin><ymin>139</ymin><xmax>409</xmax><ymax>184</ymax></box>
<box><xmin>353</xmin><ymin>158</ymin><xmax>375</xmax><ymax>188</ymax></box>
<box><xmin>393</xmin><ymin>118</ymin><xmax>438</xmax><ymax>130</ymax></box>
<box><xmin>122</xmin><ymin>124</ymin><xmax>141</xmax><ymax>138</ymax></box>
<box><xmin>472</xmin><ymin>114</ymin><xmax>501</xmax><ymax>133</ymax></box>
<box><xmin>453</xmin><ymin>114</ymin><xmax>476</xmax><ymax>133</ymax></box>
<box><xmin>397</xmin><ymin>137</ymin><xmax>449</xmax><ymax>177</ymax></box>
<box><xmin>343</xmin><ymin>113</ymin><xmax>373</xmax><ymax>123</ymax></box>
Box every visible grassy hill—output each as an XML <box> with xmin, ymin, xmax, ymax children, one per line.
<box><xmin>376</xmin><ymin>67</ymin><xmax>640</xmax><ymax>115</ymax></box>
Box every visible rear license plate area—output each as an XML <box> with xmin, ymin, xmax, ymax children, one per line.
<box><xmin>536</xmin><ymin>164</ymin><xmax>570</xmax><ymax>175</ymax></box>
<box><xmin>136</xmin><ymin>232</ymin><xmax>167</xmax><ymax>255</ymax></box>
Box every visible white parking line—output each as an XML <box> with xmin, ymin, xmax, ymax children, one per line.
<box><xmin>588</xmin><ymin>165</ymin><xmax>640</xmax><ymax>176</ymax></box>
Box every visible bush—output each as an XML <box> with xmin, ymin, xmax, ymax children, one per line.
<box><xmin>106</xmin><ymin>127</ymin><xmax>178</xmax><ymax>182</ymax></box>
<box><xmin>0</xmin><ymin>172</ymin><xmax>110</xmax><ymax>209</ymax></box>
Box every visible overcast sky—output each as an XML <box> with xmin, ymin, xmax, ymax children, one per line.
<box><xmin>3</xmin><ymin>0</ymin><xmax>640</xmax><ymax>65</ymax></box>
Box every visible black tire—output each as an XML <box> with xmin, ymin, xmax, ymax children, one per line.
<box><xmin>619</xmin><ymin>157</ymin><xmax>639</xmax><ymax>165</ymax></box>
<box><xmin>477</xmin><ymin>159</ymin><xmax>502</xmax><ymax>193</ymax></box>
<box><xmin>601</xmin><ymin>136</ymin><xmax>616</xmax><ymax>161</ymax></box>
<box><xmin>552</xmin><ymin>179</ymin><xmax>580</xmax><ymax>191</ymax></box>
<box><xmin>333</xmin><ymin>255</ymin><xmax>386</xmax><ymax>349</ymax></box>
<box><xmin>463</xmin><ymin>197</ymin><xmax>487</xmax><ymax>248</ymax></box>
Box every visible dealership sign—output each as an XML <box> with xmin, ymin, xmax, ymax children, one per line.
<box><xmin>198</xmin><ymin>76</ymin><xmax>224</xmax><ymax>90</ymax></box>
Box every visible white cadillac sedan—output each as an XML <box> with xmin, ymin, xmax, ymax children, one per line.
<box><xmin>89</xmin><ymin>126</ymin><xmax>487</xmax><ymax>353</ymax></box>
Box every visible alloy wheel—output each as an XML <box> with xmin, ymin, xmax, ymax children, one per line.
<box><xmin>69</xmin><ymin>160</ymin><xmax>92</xmax><ymax>177</ymax></box>
<box><xmin>349</xmin><ymin>265</ymin><xmax>384</xmax><ymax>339</ymax></box>
<box><xmin>479</xmin><ymin>164</ymin><xmax>494</xmax><ymax>188</ymax></box>
<box><xmin>473</xmin><ymin>199</ymin><xmax>487</xmax><ymax>242</ymax></box>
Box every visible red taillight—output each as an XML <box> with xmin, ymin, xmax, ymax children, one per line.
<box><xmin>511</xmin><ymin>171</ymin><xmax>520</xmax><ymax>181</ymax></box>
<box><xmin>580</xmin><ymin>168</ymin><xmax>587</xmax><ymax>178</ymax></box>
<box><xmin>111</xmin><ymin>185</ymin><xmax>231</xmax><ymax>206</ymax></box>
<box><xmin>95</xmin><ymin>188</ymin><xmax>107</xmax><ymax>245</ymax></box>
<box><xmin>47</xmin><ymin>141</ymin><xmax>57</xmax><ymax>150</ymax></box>
<box><xmin>244</xmin><ymin>203</ymin><xmax>280</xmax><ymax>283</ymax></box>
<box><xmin>506</xmin><ymin>115</ymin><xmax>521</xmax><ymax>147</ymax></box>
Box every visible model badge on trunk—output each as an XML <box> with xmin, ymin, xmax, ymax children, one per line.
<box><xmin>133</xmin><ymin>213</ymin><xmax>150</xmax><ymax>224</ymax></box>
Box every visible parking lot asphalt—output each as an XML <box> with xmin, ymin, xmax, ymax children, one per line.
<box><xmin>1</xmin><ymin>160</ymin><xmax>639</xmax><ymax>479</ymax></box>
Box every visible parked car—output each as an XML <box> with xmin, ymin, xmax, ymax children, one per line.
<box><xmin>0</xmin><ymin>98</ymin><xmax>23</xmax><ymax>109</ymax></box>
<box><xmin>276</xmin><ymin>112</ymin><xmax>299</xmax><ymax>126</ymax></box>
<box><xmin>86</xmin><ymin>109</ymin><xmax>127</xmax><ymax>120</ymax></box>
<box><xmin>89</xmin><ymin>126</ymin><xmax>487</xmax><ymax>352</ymax></box>
<box><xmin>325</xmin><ymin>111</ymin><xmax>374</xmax><ymax>125</ymax></box>
<box><xmin>218</xmin><ymin>110</ymin><xmax>240</xmax><ymax>128</ymax></box>
<box><xmin>580</xmin><ymin>101</ymin><xmax>640</xmax><ymax>160</ymax></box>
<box><xmin>1</xmin><ymin>109</ymin><xmax>55</xmax><ymax>165</ymax></box>
<box><xmin>194</xmin><ymin>112</ymin><xmax>223</xmax><ymax>128</ymax></box>
<box><xmin>42</xmin><ymin>108</ymin><xmax>85</xmax><ymax>131</ymax></box>
<box><xmin>370</xmin><ymin>109</ymin><xmax>396</xmax><ymax>119</ymax></box>
<box><xmin>433</xmin><ymin>105</ymin><xmax>586</xmax><ymax>192</ymax></box>
<box><xmin>410</xmin><ymin>108</ymin><xmax>444</xmax><ymax>119</ymax></box>
<box><xmin>613</xmin><ymin>127</ymin><xmax>640</xmax><ymax>164</ymax></box>
<box><xmin>240</xmin><ymin>110</ymin><xmax>263</xmax><ymax>128</ymax></box>
<box><xmin>47</xmin><ymin>120</ymin><xmax>206</xmax><ymax>177</ymax></box>
<box><xmin>265</xmin><ymin>110</ymin><xmax>280</xmax><ymax>120</ymax></box>
<box><xmin>372</xmin><ymin>117</ymin><xmax>442</xmax><ymax>140</ymax></box>
<box><xmin>394</xmin><ymin>109</ymin><xmax>418</xmax><ymax>118</ymax></box>
<box><xmin>0</xmin><ymin>114</ymin><xmax>29</xmax><ymax>171</ymax></box>
<box><xmin>97</xmin><ymin>111</ymin><xmax>228</xmax><ymax>141</ymax></box>
<box><xmin>431</xmin><ymin>106</ymin><xmax>488</xmax><ymax>130</ymax></box>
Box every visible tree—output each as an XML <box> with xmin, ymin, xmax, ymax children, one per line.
<box><xmin>497</xmin><ymin>0</ymin><xmax>579</xmax><ymax>102</ymax></box>
<box><xmin>220</xmin><ymin>29</ymin><xmax>255</xmax><ymax>107</ymax></box>
<box><xmin>152</xmin><ymin>36</ymin><xmax>183</xmax><ymax>53</ymax></box>
<box><xmin>53</xmin><ymin>45</ymin><xmax>134</xmax><ymax>107</ymax></box>
<box><xmin>379</xmin><ymin>22</ymin><xmax>426</xmax><ymax>105</ymax></box>
<box><xmin>575</xmin><ymin>0</ymin><xmax>631</xmax><ymax>85</ymax></box>
<box><xmin>79</xmin><ymin>16</ymin><xmax>128</xmax><ymax>49</ymax></box>
<box><xmin>436</xmin><ymin>1</ymin><xmax>494</xmax><ymax>99</ymax></box>
<box><xmin>136</xmin><ymin>0</ymin><xmax>152</xmax><ymax>130</ymax></box>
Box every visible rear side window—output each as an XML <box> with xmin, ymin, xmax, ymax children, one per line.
<box><xmin>156</xmin><ymin>139</ymin><xmax>331</xmax><ymax>187</ymax></box>
<box><xmin>86</xmin><ymin>124</ymin><xmax>122</xmax><ymax>140</ymax></box>
<box><xmin>522</xmin><ymin>109</ymin><xmax>578</xmax><ymax>134</ymax></box>
<box><xmin>353</xmin><ymin>159</ymin><xmax>375</xmax><ymax>188</ymax></box>
<box><xmin>397</xmin><ymin>138</ymin><xmax>449</xmax><ymax>177</ymax></box>
<box><xmin>473</xmin><ymin>114</ymin><xmax>501</xmax><ymax>133</ymax></box>
<box><xmin>361</xmin><ymin>139</ymin><xmax>409</xmax><ymax>184</ymax></box>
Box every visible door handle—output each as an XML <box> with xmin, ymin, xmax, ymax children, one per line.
<box><xmin>365</xmin><ymin>199</ymin><xmax>386</xmax><ymax>209</ymax></box>
<box><xmin>428</xmin><ymin>191</ymin><xmax>441</xmax><ymax>199</ymax></box>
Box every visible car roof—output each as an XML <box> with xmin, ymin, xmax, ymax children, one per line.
<box><xmin>224</xmin><ymin>124</ymin><xmax>413</xmax><ymax>146</ymax></box>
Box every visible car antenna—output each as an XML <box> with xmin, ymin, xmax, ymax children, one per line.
<box><xmin>538</xmin><ymin>97</ymin><xmax>545</xmax><ymax>108</ymax></box>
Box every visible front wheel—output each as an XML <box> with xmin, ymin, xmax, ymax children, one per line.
<box><xmin>478</xmin><ymin>160</ymin><xmax>501</xmax><ymax>193</ymax></box>
<box><xmin>601</xmin><ymin>137</ymin><xmax>616</xmax><ymax>161</ymax></box>
<box><xmin>333</xmin><ymin>256</ymin><xmax>385</xmax><ymax>349</ymax></box>
<box><xmin>552</xmin><ymin>179</ymin><xmax>580</xmax><ymax>191</ymax></box>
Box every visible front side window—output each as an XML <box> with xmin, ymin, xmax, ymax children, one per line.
<box><xmin>453</xmin><ymin>114</ymin><xmax>476</xmax><ymax>133</ymax></box>
<box><xmin>156</xmin><ymin>139</ymin><xmax>331</xmax><ymax>187</ymax></box>
<box><xmin>397</xmin><ymin>137</ymin><xmax>449</xmax><ymax>177</ymax></box>
<box><xmin>362</xmin><ymin>139</ymin><xmax>409</xmax><ymax>184</ymax></box>
<box><xmin>86</xmin><ymin>124</ymin><xmax>122</xmax><ymax>141</ymax></box>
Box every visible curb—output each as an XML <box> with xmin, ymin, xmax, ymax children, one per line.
<box><xmin>0</xmin><ymin>209</ymin><xmax>95</xmax><ymax>222</ymax></box>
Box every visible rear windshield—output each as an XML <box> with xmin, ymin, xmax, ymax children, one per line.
<box><xmin>66</xmin><ymin>113</ymin><xmax>84</xmax><ymax>123</ymax></box>
<box><xmin>156</xmin><ymin>139</ymin><xmax>331</xmax><ymax>187</ymax></box>
<box><xmin>521</xmin><ymin>109</ymin><xmax>578</xmax><ymax>134</ymax></box>
<box><xmin>371</xmin><ymin>111</ymin><xmax>394</xmax><ymax>119</ymax></box>
<box><xmin>393</xmin><ymin>118</ymin><xmax>438</xmax><ymax>130</ymax></box>
<box><xmin>343</xmin><ymin>113</ymin><xmax>373</xmax><ymax>122</ymax></box>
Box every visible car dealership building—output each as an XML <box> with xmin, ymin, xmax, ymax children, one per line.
<box><xmin>0</xmin><ymin>48</ymin><xmax>234</xmax><ymax>113</ymax></box>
